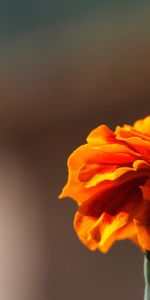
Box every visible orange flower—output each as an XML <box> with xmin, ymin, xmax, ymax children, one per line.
<box><xmin>59</xmin><ymin>116</ymin><xmax>150</xmax><ymax>253</ymax></box>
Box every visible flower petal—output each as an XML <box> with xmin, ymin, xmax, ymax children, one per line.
<box><xmin>74</xmin><ymin>181</ymin><xmax>143</xmax><ymax>252</ymax></box>
<box><xmin>87</xmin><ymin>125</ymin><xmax>115</xmax><ymax>146</ymax></box>
<box><xmin>140</xmin><ymin>179</ymin><xmax>150</xmax><ymax>201</ymax></box>
<box><xmin>134</xmin><ymin>116</ymin><xmax>150</xmax><ymax>136</ymax></box>
<box><xmin>59</xmin><ymin>116</ymin><xmax>150</xmax><ymax>253</ymax></box>
<box><xmin>134</xmin><ymin>180</ymin><xmax>150</xmax><ymax>250</ymax></box>
<box><xmin>116</xmin><ymin>132</ymin><xmax>150</xmax><ymax>157</ymax></box>
<box><xmin>59</xmin><ymin>143</ymin><xmax>141</xmax><ymax>203</ymax></box>
<box><xmin>85</xmin><ymin>160</ymin><xmax>150</xmax><ymax>188</ymax></box>
<box><xmin>90</xmin><ymin>212</ymin><xmax>131</xmax><ymax>253</ymax></box>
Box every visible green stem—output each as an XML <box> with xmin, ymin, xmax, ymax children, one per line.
<box><xmin>144</xmin><ymin>251</ymin><xmax>150</xmax><ymax>300</ymax></box>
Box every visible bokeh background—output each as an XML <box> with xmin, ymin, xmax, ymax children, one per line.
<box><xmin>0</xmin><ymin>1</ymin><xmax>150</xmax><ymax>299</ymax></box>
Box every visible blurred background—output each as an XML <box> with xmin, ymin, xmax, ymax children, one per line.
<box><xmin>0</xmin><ymin>1</ymin><xmax>150</xmax><ymax>299</ymax></box>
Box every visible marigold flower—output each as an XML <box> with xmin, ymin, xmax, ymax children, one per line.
<box><xmin>59</xmin><ymin>116</ymin><xmax>150</xmax><ymax>253</ymax></box>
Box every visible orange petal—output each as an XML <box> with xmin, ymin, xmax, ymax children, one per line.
<box><xmin>78</xmin><ymin>163</ymin><xmax>118</xmax><ymax>182</ymax></box>
<box><xmin>134</xmin><ymin>116</ymin><xmax>150</xmax><ymax>136</ymax></box>
<box><xmin>74</xmin><ymin>213</ymin><xmax>98</xmax><ymax>251</ymax></box>
<box><xmin>140</xmin><ymin>179</ymin><xmax>150</xmax><ymax>201</ymax></box>
<box><xmin>99</xmin><ymin>221</ymin><xmax>137</xmax><ymax>253</ymax></box>
<box><xmin>117</xmin><ymin>221</ymin><xmax>136</xmax><ymax>240</ymax></box>
<box><xmin>74</xmin><ymin>181</ymin><xmax>143</xmax><ymax>252</ymax></box>
<box><xmin>116</xmin><ymin>125</ymin><xmax>150</xmax><ymax>142</ymax></box>
<box><xmin>134</xmin><ymin>218</ymin><xmax>150</xmax><ymax>251</ymax></box>
<box><xmin>116</xmin><ymin>133</ymin><xmax>150</xmax><ymax>157</ymax></box>
<box><xmin>87</xmin><ymin>125</ymin><xmax>115</xmax><ymax>146</ymax></box>
<box><xmin>75</xmin><ymin>212</ymin><xmax>138</xmax><ymax>253</ymax></box>
<box><xmin>134</xmin><ymin>184</ymin><xmax>150</xmax><ymax>250</ymax></box>
<box><xmin>85</xmin><ymin>160</ymin><xmax>150</xmax><ymax>188</ymax></box>
<box><xmin>90</xmin><ymin>212</ymin><xmax>130</xmax><ymax>253</ymax></box>
<box><xmin>59</xmin><ymin>143</ymin><xmax>140</xmax><ymax>203</ymax></box>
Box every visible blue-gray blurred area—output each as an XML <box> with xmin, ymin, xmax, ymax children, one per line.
<box><xmin>0</xmin><ymin>0</ymin><xmax>149</xmax><ymax>132</ymax></box>
<box><xmin>0</xmin><ymin>1</ymin><xmax>149</xmax><ymax>300</ymax></box>
<box><xmin>0</xmin><ymin>0</ymin><xmax>135</xmax><ymax>35</ymax></box>
<box><xmin>0</xmin><ymin>0</ymin><xmax>149</xmax><ymax>133</ymax></box>
<box><xmin>0</xmin><ymin>0</ymin><xmax>102</xmax><ymax>34</ymax></box>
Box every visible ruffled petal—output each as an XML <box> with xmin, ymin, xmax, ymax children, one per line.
<box><xmin>90</xmin><ymin>212</ymin><xmax>131</xmax><ymax>253</ymax></box>
<box><xmin>117</xmin><ymin>221</ymin><xmax>136</xmax><ymax>240</ymax></box>
<box><xmin>134</xmin><ymin>180</ymin><xmax>150</xmax><ymax>250</ymax></box>
<box><xmin>59</xmin><ymin>143</ymin><xmax>141</xmax><ymax>204</ymax></box>
<box><xmin>140</xmin><ymin>179</ymin><xmax>150</xmax><ymax>201</ymax></box>
<box><xmin>116</xmin><ymin>125</ymin><xmax>150</xmax><ymax>142</ymax></box>
<box><xmin>115</xmin><ymin>129</ymin><xmax>150</xmax><ymax>157</ymax></box>
<box><xmin>87</xmin><ymin>125</ymin><xmax>115</xmax><ymax>146</ymax></box>
<box><xmin>134</xmin><ymin>209</ymin><xmax>150</xmax><ymax>251</ymax></box>
<box><xmin>74</xmin><ymin>181</ymin><xmax>143</xmax><ymax>252</ymax></box>
<box><xmin>85</xmin><ymin>160</ymin><xmax>150</xmax><ymax>188</ymax></box>
<box><xmin>59</xmin><ymin>115</ymin><xmax>150</xmax><ymax>253</ymax></box>
<box><xmin>134</xmin><ymin>116</ymin><xmax>150</xmax><ymax>136</ymax></box>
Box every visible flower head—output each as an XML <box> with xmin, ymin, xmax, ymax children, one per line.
<box><xmin>59</xmin><ymin>116</ymin><xmax>150</xmax><ymax>253</ymax></box>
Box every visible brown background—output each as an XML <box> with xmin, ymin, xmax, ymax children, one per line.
<box><xmin>0</xmin><ymin>1</ymin><xmax>150</xmax><ymax>299</ymax></box>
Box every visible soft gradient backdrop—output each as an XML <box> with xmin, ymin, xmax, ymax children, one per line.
<box><xmin>0</xmin><ymin>1</ymin><xmax>150</xmax><ymax>299</ymax></box>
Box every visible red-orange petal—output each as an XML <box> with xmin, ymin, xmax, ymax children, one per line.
<box><xmin>87</xmin><ymin>125</ymin><xmax>115</xmax><ymax>146</ymax></box>
<box><xmin>134</xmin><ymin>116</ymin><xmax>150</xmax><ymax>136</ymax></box>
<box><xmin>134</xmin><ymin>180</ymin><xmax>150</xmax><ymax>250</ymax></box>
<box><xmin>85</xmin><ymin>160</ymin><xmax>150</xmax><ymax>188</ymax></box>
<box><xmin>59</xmin><ymin>115</ymin><xmax>150</xmax><ymax>253</ymax></box>
<box><xmin>59</xmin><ymin>143</ymin><xmax>141</xmax><ymax>203</ymax></box>
<box><xmin>74</xmin><ymin>180</ymin><xmax>143</xmax><ymax>252</ymax></box>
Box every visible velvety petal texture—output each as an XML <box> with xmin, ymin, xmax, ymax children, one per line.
<box><xmin>59</xmin><ymin>116</ymin><xmax>150</xmax><ymax>253</ymax></box>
